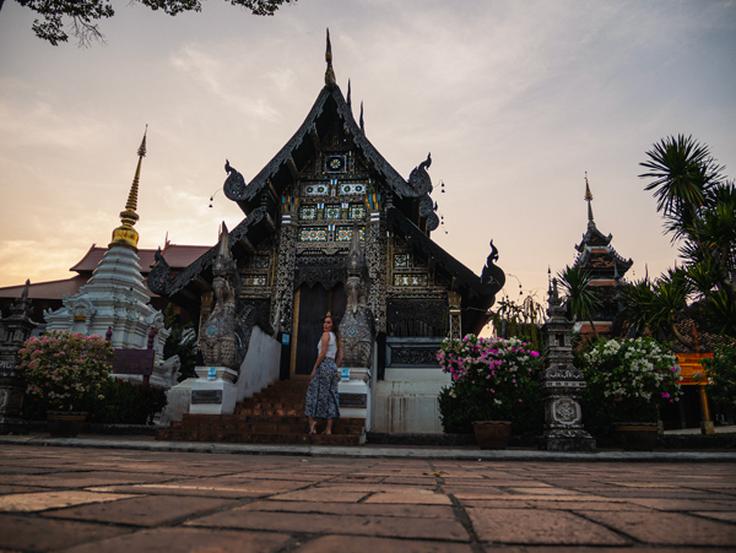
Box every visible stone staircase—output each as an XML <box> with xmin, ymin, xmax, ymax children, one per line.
<box><xmin>158</xmin><ymin>379</ymin><xmax>366</xmax><ymax>445</ymax></box>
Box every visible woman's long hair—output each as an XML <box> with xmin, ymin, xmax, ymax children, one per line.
<box><xmin>323</xmin><ymin>312</ymin><xmax>341</xmax><ymax>356</ymax></box>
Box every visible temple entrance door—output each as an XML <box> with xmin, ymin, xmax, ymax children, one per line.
<box><xmin>291</xmin><ymin>283</ymin><xmax>346</xmax><ymax>377</ymax></box>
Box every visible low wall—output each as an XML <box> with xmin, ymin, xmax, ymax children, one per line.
<box><xmin>372</xmin><ymin>368</ymin><xmax>450</xmax><ymax>434</ymax></box>
<box><xmin>236</xmin><ymin>326</ymin><xmax>281</xmax><ymax>402</ymax></box>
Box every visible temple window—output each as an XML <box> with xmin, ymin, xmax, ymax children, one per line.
<box><xmin>299</xmin><ymin>227</ymin><xmax>328</xmax><ymax>242</ymax></box>
<box><xmin>393</xmin><ymin>273</ymin><xmax>428</xmax><ymax>287</ymax></box>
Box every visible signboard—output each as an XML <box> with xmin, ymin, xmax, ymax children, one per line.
<box><xmin>207</xmin><ymin>368</ymin><xmax>217</xmax><ymax>381</ymax></box>
<box><xmin>191</xmin><ymin>390</ymin><xmax>223</xmax><ymax>404</ymax></box>
<box><xmin>676</xmin><ymin>352</ymin><xmax>713</xmax><ymax>386</ymax></box>
<box><xmin>339</xmin><ymin>393</ymin><xmax>367</xmax><ymax>409</ymax></box>
<box><xmin>340</xmin><ymin>367</ymin><xmax>350</xmax><ymax>382</ymax></box>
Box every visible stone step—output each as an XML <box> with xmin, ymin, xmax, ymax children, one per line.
<box><xmin>158</xmin><ymin>429</ymin><xmax>364</xmax><ymax>446</ymax></box>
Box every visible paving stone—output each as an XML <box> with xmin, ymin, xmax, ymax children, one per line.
<box><xmin>188</xmin><ymin>509</ymin><xmax>470</xmax><ymax>541</ymax></box>
<box><xmin>364</xmin><ymin>488</ymin><xmax>451</xmax><ymax>505</ymax></box>
<box><xmin>269</xmin><ymin>489</ymin><xmax>368</xmax><ymax>502</ymax></box>
<box><xmin>692</xmin><ymin>510</ymin><xmax>736</xmax><ymax>523</ymax></box>
<box><xmin>0</xmin><ymin>513</ymin><xmax>129</xmax><ymax>551</ymax></box>
<box><xmin>239</xmin><ymin>500</ymin><xmax>455</xmax><ymax>518</ymax></box>
<box><xmin>467</xmin><ymin>507</ymin><xmax>628</xmax><ymax>545</ymax></box>
<box><xmin>60</xmin><ymin>527</ymin><xmax>289</xmax><ymax>553</ymax></box>
<box><xmin>626</xmin><ymin>498</ymin><xmax>736</xmax><ymax>511</ymax></box>
<box><xmin>47</xmin><ymin>495</ymin><xmax>236</xmax><ymax>526</ymax></box>
<box><xmin>0</xmin><ymin>490</ymin><xmax>134</xmax><ymax>512</ymax></box>
<box><xmin>581</xmin><ymin>510</ymin><xmax>736</xmax><ymax>546</ymax></box>
<box><xmin>295</xmin><ymin>535</ymin><xmax>473</xmax><ymax>552</ymax></box>
<box><xmin>0</xmin><ymin>471</ymin><xmax>170</xmax><ymax>489</ymax></box>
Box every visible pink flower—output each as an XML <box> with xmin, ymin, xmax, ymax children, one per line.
<box><xmin>530</xmin><ymin>351</ymin><xmax>540</xmax><ymax>358</ymax></box>
<box><xmin>660</xmin><ymin>391</ymin><xmax>670</xmax><ymax>399</ymax></box>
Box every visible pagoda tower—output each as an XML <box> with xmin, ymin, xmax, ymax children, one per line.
<box><xmin>44</xmin><ymin>129</ymin><xmax>169</xmax><ymax>355</ymax></box>
<box><xmin>573</xmin><ymin>173</ymin><xmax>633</xmax><ymax>335</ymax></box>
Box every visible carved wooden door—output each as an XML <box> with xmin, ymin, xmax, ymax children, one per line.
<box><xmin>293</xmin><ymin>283</ymin><xmax>346</xmax><ymax>375</ymax></box>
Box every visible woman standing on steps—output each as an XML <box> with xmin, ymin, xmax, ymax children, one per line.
<box><xmin>305</xmin><ymin>312</ymin><xmax>342</xmax><ymax>435</ymax></box>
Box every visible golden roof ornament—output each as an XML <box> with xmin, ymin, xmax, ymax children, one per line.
<box><xmin>324</xmin><ymin>28</ymin><xmax>336</xmax><ymax>86</ymax></box>
<box><xmin>110</xmin><ymin>126</ymin><xmax>147</xmax><ymax>249</ymax></box>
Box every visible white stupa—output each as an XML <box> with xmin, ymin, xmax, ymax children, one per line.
<box><xmin>45</xmin><ymin>128</ymin><xmax>170</xmax><ymax>358</ymax></box>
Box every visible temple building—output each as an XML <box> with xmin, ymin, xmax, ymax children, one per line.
<box><xmin>572</xmin><ymin>174</ymin><xmax>633</xmax><ymax>336</ymax></box>
<box><xmin>150</xmin><ymin>32</ymin><xmax>506</xmax><ymax>434</ymax></box>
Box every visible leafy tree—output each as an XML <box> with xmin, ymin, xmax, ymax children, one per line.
<box><xmin>2</xmin><ymin>0</ymin><xmax>296</xmax><ymax>46</ymax></box>
<box><xmin>557</xmin><ymin>265</ymin><xmax>601</xmax><ymax>339</ymax></box>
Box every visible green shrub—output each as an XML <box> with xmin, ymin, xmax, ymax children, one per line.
<box><xmin>580</xmin><ymin>337</ymin><xmax>681</xmax><ymax>428</ymax></box>
<box><xmin>88</xmin><ymin>379</ymin><xmax>167</xmax><ymax>425</ymax></box>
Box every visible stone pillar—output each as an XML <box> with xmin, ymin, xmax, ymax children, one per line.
<box><xmin>539</xmin><ymin>279</ymin><xmax>595</xmax><ymax>452</ymax></box>
<box><xmin>448</xmin><ymin>291</ymin><xmax>462</xmax><ymax>339</ymax></box>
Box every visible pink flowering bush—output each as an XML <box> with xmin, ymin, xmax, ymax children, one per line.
<box><xmin>437</xmin><ymin>335</ymin><xmax>544</xmax><ymax>434</ymax></box>
<box><xmin>19</xmin><ymin>332</ymin><xmax>112</xmax><ymax>413</ymax></box>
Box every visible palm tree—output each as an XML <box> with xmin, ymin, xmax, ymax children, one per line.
<box><xmin>557</xmin><ymin>265</ymin><xmax>602</xmax><ymax>339</ymax></box>
<box><xmin>639</xmin><ymin>134</ymin><xmax>723</xmax><ymax>241</ymax></box>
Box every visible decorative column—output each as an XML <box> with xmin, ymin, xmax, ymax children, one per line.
<box><xmin>540</xmin><ymin>278</ymin><xmax>596</xmax><ymax>451</ymax></box>
<box><xmin>0</xmin><ymin>281</ymin><xmax>37</xmax><ymax>428</ymax></box>
<box><xmin>271</xmin><ymin>197</ymin><xmax>298</xmax><ymax>333</ymax></box>
<box><xmin>365</xmin><ymin>199</ymin><xmax>386</xmax><ymax>333</ymax></box>
<box><xmin>448</xmin><ymin>291</ymin><xmax>462</xmax><ymax>339</ymax></box>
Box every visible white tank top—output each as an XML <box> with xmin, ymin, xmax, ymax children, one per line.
<box><xmin>317</xmin><ymin>331</ymin><xmax>337</xmax><ymax>359</ymax></box>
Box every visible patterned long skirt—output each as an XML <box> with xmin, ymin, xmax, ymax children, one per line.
<box><xmin>304</xmin><ymin>358</ymin><xmax>340</xmax><ymax>419</ymax></box>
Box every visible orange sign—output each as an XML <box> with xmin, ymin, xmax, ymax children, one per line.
<box><xmin>676</xmin><ymin>352</ymin><xmax>713</xmax><ymax>386</ymax></box>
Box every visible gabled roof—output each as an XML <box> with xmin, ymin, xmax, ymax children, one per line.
<box><xmin>224</xmin><ymin>83</ymin><xmax>439</xmax><ymax>231</ymax></box>
<box><xmin>386</xmin><ymin>207</ymin><xmax>505</xmax><ymax>334</ymax></box>
<box><xmin>69</xmin><ymin>243</ymin><xmax>211</xmax><ymax>274</ymax></box>
<box><xmin>0</xmin><ymin>275</ymin><xmax>88</xmax><ymax>300</ymax></box>
<box><xmin>148</xmin><ymin>207</ymin><xmax>272</xmax><ymax>300</ymax></box>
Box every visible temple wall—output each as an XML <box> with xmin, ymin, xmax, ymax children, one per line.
<box><xmin>372</xmin><ymin>368</ymin><xmax>450</xmax><ymax>433</ymax></box>
<box><xmin>236</xmin><ymin>326</ymin><xmax>281</xmax><ymax>401</ymax></box>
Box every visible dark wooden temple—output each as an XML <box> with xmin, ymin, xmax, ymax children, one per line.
<box><xmin>573</xmin><ymin>175</ymin><xmax>633</xmax><ymax>335</ymax></box>
<box><xmin>149</xmin><ymin>32</ymin><xmax>505</xmax><ymax>378</ymax></box>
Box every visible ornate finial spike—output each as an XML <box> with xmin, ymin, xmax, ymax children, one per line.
<box><xmin>21</xmin><ymin>279</ymin><xmax>30</xmax><ymax>302</ymax></box>
<box><xmin>137</xmin><ymin>124</ymin><xmax>148</xmax><ymax>158</ymax></box>
<box><xmin>359</xmin><ymin>101</ymin><xmax>364</xmax><ymax>132</ymax></box>
<box><xmin>346</xmin><ymin>79</ymin><xmax>352</xmax><ymax>108</ymax></box>
<box><xmin>324</xmin><ymin>28</ymin><xmax>336</xmax><ymax>86</ymax></box>
<box><xmin>111</xmin><ymin>127</ymin><xmax>147</xmax><ymax>248</ymax></box>
<box><xmin>584</xmin><ymin>171</ymin><xmax>594</xmax><ymax>224</ymax></box>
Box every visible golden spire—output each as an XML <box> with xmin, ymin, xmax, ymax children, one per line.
<box><xmin>110</xmin><ymin>126</ymin><xmax>147</xmax><ymax>249</ymax></box>
<box><xmin>325</xmin><ymin>28</ymin><xmax>336</xmax><ymax>86</ymax></box>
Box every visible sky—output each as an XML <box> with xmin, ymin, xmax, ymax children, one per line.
<box><xmin>0</xmin><ymin>0</ymin><xmax>735</xmax><ymax>306</ymax></box>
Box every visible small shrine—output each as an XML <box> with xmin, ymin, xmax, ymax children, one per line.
<box><xmin>44</xmin><ymin>130</ymin><xmax>170</xmax><ymax>363</ymax></box>
<box><xmin>573</xmin><ymin>174</ymin><xmax>633</xmax><ymax>335</ymax></box>
<box><xmin>0</xmin><ymin>280</ymin><xmax>37</xmax><ymax>427</ymax></box>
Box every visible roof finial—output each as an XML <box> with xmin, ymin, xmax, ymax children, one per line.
<box><xmin>359</xmin><ymin>101</ymin><xmax>364</xmax><ymax>132</ymax></box>
<box><xmin>324</xmin><ymin>28</ymin><xmax>336</xmax><ymax>86</ymax></box>
<box><xmin>111</xmin><ymin>125</ymin><xmax>147</xmax><ymax>249</ymax></box>
<box><xmin>346</xmin><ymin>79</ymin><xmax>352</xmax><ymax>108</ymax></box>
<box><xmin>584</xmin><ymin>170</ymin><xmax>594</xmax><ymax>226</ymax></box>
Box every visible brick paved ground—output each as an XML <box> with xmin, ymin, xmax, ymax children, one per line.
<box><xmin>1</xmin><ymin>445</ymin><xmax>735</xmax><ymax>552</ymax></box>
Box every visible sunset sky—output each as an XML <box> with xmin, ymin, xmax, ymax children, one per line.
<box><xmin>1</xmin><ymin>0</ymin><xmax>734</xmax><ymax>304</ymax></box>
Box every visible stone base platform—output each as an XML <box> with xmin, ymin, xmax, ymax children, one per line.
<box><xmin>158</xmin><ymin>379</ymin><xmax>366</xmax><ymax>446</ymax></box>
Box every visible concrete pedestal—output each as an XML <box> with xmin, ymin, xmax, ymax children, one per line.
<box><xmin>189</xmin><ymin>367</ymin><xmax>238</xmax><ymax>415</ymax></box>
<box><xmin>338</xmin><ymin>367</ymin><xmax>371</xmax><ymax>430</ymax></box>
